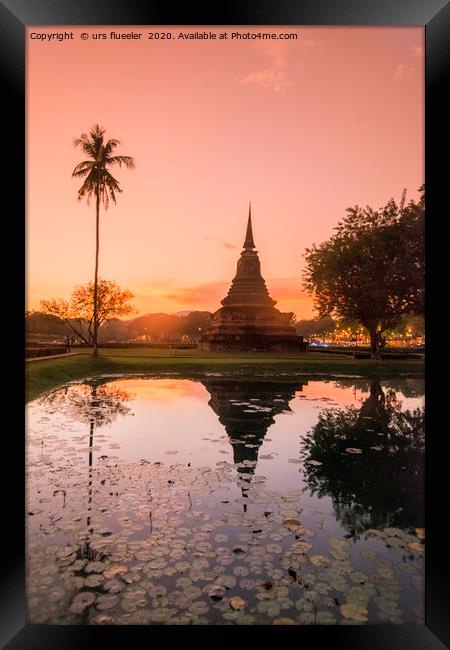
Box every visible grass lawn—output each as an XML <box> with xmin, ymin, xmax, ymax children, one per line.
<box><xmin>25</xmin><ymin>347</ymin><xmax>425</xmax><ymax>403</ymax></box>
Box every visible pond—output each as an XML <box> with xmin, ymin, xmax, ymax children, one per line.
<box><xmin>26</xmin><ymin>375</ymin><xmax>425</xmax><ymax>625</ymax></box>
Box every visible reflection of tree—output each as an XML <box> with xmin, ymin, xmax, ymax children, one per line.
<box><xmin>332</xmin><ymin>377</ymin><xmax>425</xmax><ymax>399</ymax></box>
<box><xmin>302</xmin><ymin>381</ymin><xmax>424</xmax><ymax>538</ymax></box>
<box><xmin>37</xmin><ymin>381</ymin><xmax>132</xmax><ymax>426</ymax></box>
<box><xmin>202</xmin><ymin>379</ymin><xmax>304</xmax><ymax>508</ymax></box>
<box><xmin>39</xmin><ymin>381</ymin><xmax>132</xmax><ymax>559</ymax></box>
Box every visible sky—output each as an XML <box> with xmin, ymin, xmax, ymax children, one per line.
<box><xmin>27</xmin><ymin>26</ymin><xmax>424</xmax><ymax>319</ymax></box>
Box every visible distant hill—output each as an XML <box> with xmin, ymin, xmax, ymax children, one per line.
<box><xmin>174</xmin><ymin>310</ymin><xmax>193</xmax><ymax>317</ymax></box>
<box><xmin>26</xmin><ymin>309</ymin><xmax>212</xmax><ymax>342</ymax></box>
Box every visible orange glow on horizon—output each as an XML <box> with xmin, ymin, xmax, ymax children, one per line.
<box><xmin>110</xmin><ymin>378</ymin><xmax>208</xmax><ymax>402</ymax></box>
<box><xmin>27</xmin><ymin>26</ymin><xmax>424</xmax><ymax>320</ymax></box>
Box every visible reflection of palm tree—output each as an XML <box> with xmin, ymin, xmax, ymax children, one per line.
<box><xmin>39</xmin><ymin>381</ymin><xmax>132</xmax><ymax>559</ymax></box>
<box><xmin>302</xmin><ymin>381</ymin><xmax>424</xmax><ymax>538</ymax></box>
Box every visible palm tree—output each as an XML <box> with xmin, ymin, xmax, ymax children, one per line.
<box><xmin>72</xmin><ymin>124</ymin><xmax>135</xmax><ymax>355</ymax></box>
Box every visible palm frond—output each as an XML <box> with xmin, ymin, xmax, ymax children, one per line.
<box><xmin>73</xmin><ymin>125</ymin><xmax>134</xmax><ymax>209</ymax></box>
<box><xmin>74</xmin><ymin>135</ymin><xmax>97</xmax><ymax>159</ymax></box>
<box><xmin>103</xmin><ymin>139</ymin><xmax>120</xmax><ymax>155</ymax></box>
<box><xmin>71</xmin><ymin>160</ymin><xmax>95</xmax><ymax>177</ymax></box>
<box><xmin>107</xmin><ymin>155</ymin><xmax>135</xmax><ymax>169</ymax></box>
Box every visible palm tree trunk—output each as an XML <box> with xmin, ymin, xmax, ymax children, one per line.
<box><xmin>93</xmin><ymin>190</ymin><xmax>100</xmax><ymax>356</ymax></box>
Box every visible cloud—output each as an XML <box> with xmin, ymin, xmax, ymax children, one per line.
<box><xmin>165</xmin><ymin>277</ymin><xmax>311</xmax><ymax>310</ymax></box>
<box><xmin>134</xmin><ymin>281</ymin><xmax>173</xmax><ymax>298</ymax></box>
<box><xmin>394</xmin><ymin>64</ymin><xmax>415</xmax><ymax>81</ymax></box>
<box><xmin>240</xmin><ymin>40</ymin><xmax>295</xmax><ymax>93</ymax></box>
<box><xmin>204</xmin><ymin>236</ymin><xmax>237</xmax><ymax>250</ymax></box>
<box><xmin>165</xmin><ymin>281</ymin><xmax>229</xmax><ymax>308</ymax></box>
<box><xmin>241</xmin><ymin>68</ymin><xmax>293</xmax><ymax>93</ymax></box>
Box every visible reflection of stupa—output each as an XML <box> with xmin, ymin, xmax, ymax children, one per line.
<box><xmin>202</xmin><ymin>379</ymin><xmax>305</xmax><ymax>481</ymax></box>
<box><xmin>199</xmin><ymin>205</ymin><xmax>306</xmax><ymax>351</ymax></box>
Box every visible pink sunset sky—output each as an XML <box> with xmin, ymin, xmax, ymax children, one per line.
<box><xmin>27</xmin><ymin>26</ymin><xmax>424</xmax><ymax>319</ymax></box>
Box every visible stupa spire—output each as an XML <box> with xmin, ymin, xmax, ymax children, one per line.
<box><xmin>198</xmin><ymin>204</ymin><xmax>306</xmax><ymax>352</ymax></box>
<box><xmin>243</xmin><ymin>202</ymin><xmax>255</xmax><ymax>250</ymax></box>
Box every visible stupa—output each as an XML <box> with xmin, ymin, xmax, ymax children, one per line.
<box><xmin>202</xmin><ymin>378</ymin><xmax>306</xmax><ymax>509</ymax></box>
<box><xmin>199</xmin><ymin>205</ymin><xmax>306</xmax><ymax>352</ymax></box>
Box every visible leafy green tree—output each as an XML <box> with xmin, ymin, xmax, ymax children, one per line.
<box><xmin>25</xmin><ymin>311</ymin><xmax>69</xmax><ymax>336</ymax></box>
<box><xmin>181</xmin><ymin>311</ymin><xmax>212</xmax><ymax>338</ymax></box>
<box><xmin>41</xmin><ymin>279</ymin><xmax>136</xmax><ymax>345</ymax></box>
<box><xmin>295</xmin><ymin>316</ymin><xmax>335</xmax><ymax>339</ymax></box>
<box><xmin>302</xmin><ymin>382</ymin><xmax>424</xmax><ymax>537</ymax></box>
<box><xmin>303</xmin><ymin>188</ymin><xmax>424</xmax><ymax>358</ymax></box>
<box><xmin>72</xmin><ymin>125</ymin><xmax>135</xmax><ymax>355</ymax></box>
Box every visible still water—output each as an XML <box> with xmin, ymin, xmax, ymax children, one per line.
<box><xmin>26</xmin><ymin>375</ymin><xmax>425</xmax><ymax>625</ymax></box>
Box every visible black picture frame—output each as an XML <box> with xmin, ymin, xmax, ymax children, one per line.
<box><xmin>3</xmin><ymin>1</ymin><xmax>448</xmax><ymax>647</ymax></box>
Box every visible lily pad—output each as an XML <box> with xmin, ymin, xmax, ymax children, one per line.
<box><xmin>309</xmin><ymin>555</ymin><xmax>329</xmax><ymax>567</ymax></box>
<box><xmin>84</xmin><ymin>574</ymin><xmax>105</xmax><ymax>588</ymax></box>
<box><xmin>273</xmin><ymin>617</ymin><xmax>296</xmax><ymax>625</ymax></box>
<box><xmin>340</xmin><ymin>603</ymin><xmax>368</xmax><ymax>622</ymax></box>
<box><xmin>96</xmin><ymin>595</ymin><xmax>119</xmax><ymax>611</ymax></box>
<box><xmin>69</xmin><ymin>591</ymin><xmax>96</xmax><ymax>614</ymax></box>
<box><xmin>230</xmin><ymin>597</ymin><xmax>247</xmax><ymax>610</ymax></box>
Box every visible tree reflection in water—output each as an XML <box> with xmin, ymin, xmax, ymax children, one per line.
<box><xmin>37</xmin><ymin>381</ymin><xmax>132</xmax><ymax>558</ymax></box>
<box><xmin>302</xmin><ymin>381</ymin><xmax>424</xmax><ymax>539</ymax></box>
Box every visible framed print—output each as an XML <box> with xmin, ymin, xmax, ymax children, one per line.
<box><xmin>2</xmin><ymin>0</ymin><xmax>448</xmax><ymax>647</ymax></box>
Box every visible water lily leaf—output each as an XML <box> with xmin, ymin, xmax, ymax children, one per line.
<box><xmin>266</xmin><ymin>543</ymin><xmax>283</xmax><ymax>554</ymax></box>
<box><xmin>360</xmin><ymin>549</ymin><xmax>377</xmax><ymax>560</ymax></box>
<box><xmin>282</xmin><ymin>519</ymin><xmax>302</xmax><ymax>531</ymax></box>
<box><xmin>309</xmin><ymin>555</ymin><xmax>329</xmax><ymax>567</ymax></box>
<box><xmin>230</xmin><ymin>597</ymin><xmax>247</xmax><ymax>610</ymax></box>
<box><xmin>340</xmin><ymin>603</ymin><xmax>368</xmax><ymax>622</ymax></box>
<box><xmin>345</xmin><ymin>448</ymin><xmax>363</xmax><ymax>454</ymax></box>
<box><xmin>96</xmin><ymin>594</ymin><xmax>119</xmax><ymax>611</ymax></box>
<box><xmin>84</xmin><ymin>574</ymin><xmax>105</xmax><ymax>588</ymax></box>
<box><xmin>48</xmin><ymin>587</ymin><xmax>66</xmax><ymax>602</ymax></box>
<box><xmin>148</xmin><ymin>559</ymin><xmax>167</xmax><ymax>570</ymax></box>
<box><xmin>316</xmin><ymin>610</ymin><xmax>337</xmax><ymax>625</ymax></box>
<box><xmin>398</xmin><ymin>562</ymin><xmax>415</xmax><ymax>575</ymax></box>
<box><xmin>291</xmin><ymin>540</ymin><xmax>313</xmax><ymax>554</ymax></box>
<box><xmin>233</xmin><ymin>565</ymin><xmax>249</xmax><ymax>577</ymax></box>
<box><xmin>102</xmin><ymin>564</ymin><xmax>127</xmax><ymax>582</ymax></box>
<box><xmin>85</xmin><ymin>561</ymin><xmax>106</xmax><ymax>574</ymax></box>
<box><xmin>273</xmin><ymin>617</ymin><xmax>295</xmax><ymax>625</ymax></box>
<box><xmin>383</xmin><ymin>527</ymin><xmax>404</xmax><ymax>538</ymax></box>
<box><xmin>184</xmin><ymin>583</ymin><xmax>203</xmax><ymax>599</ymax></box>
<box><xmin>69</xmin><ymin>591</ymin><xmax>96</xmax><ymax>614</ymax></box>
<box><xmin>415</xmin><ymin>528</ymin><xmax>425</xmax><ymax>540</ymax></box>
<box><xmin>203</xmin><ymin>584</ymin><xmax>225</xmax><ymax>600</ymax></box>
